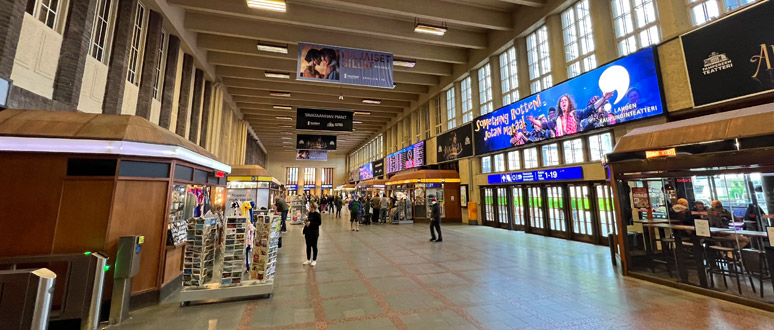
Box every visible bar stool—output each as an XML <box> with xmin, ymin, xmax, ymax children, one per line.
<box><xmin>741</xmin><ymin>249</ymin><xmax>773</xmax><ymax>298</ymax></box>
<box><xmin>706</xmin><ymin>245</ymin><xmax>747</xmax><ymax>294</ymax></box>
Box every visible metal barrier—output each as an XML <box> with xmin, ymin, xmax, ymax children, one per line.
<box><xmin>0</xmin><ymin>268</ymin><xmax>56</xmax><ymax>330</ymax></box>
<box><xmin>0</xmin><ymin>253</ymin><xmax>108</xmax><ymax>330</ymax></box>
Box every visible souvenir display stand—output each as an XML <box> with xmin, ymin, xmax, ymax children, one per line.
<box><xmin>173</xmin><ymin>211</ymin><xmax>282</xmax><ymax>304</ymax></box>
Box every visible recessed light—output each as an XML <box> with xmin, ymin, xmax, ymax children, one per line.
<box><xmin>279</xmin><ymin>124</ymin><xmax>293</xmax><ymax>128</ymax></box>
<box><xmin>281</xmin><ymin>131</ymin><xmax>293</xmax><ymax>134</ymax></box>
<box><xmin>246</xmin><ymin>0</ymin><xmax>286</xmax><ymax>12</ymax></box>
<box><xmin>394</xmin><ymin>59</ymin><xmax>416</xmax><ymax>68</ymax></box>
<box><xmin>269</xmin><ymin>91</ymin><xmax>291</xmax><ymax>97</ymax></box>
<box><xmin>353</xmin><ymin>121</ymin><xmax>362</xmax><ymax>124</ymax></box>
<box><xmin>362</xmin><ymin>99</ymin><xmax>381</xmax><ymax>105</ymax></box>
<box><xmin>257</xmin><ymin>42</ymin><xmax>288</xmax><ymax>54</ymax></box>
<box><xmin>265</xmin><ymin>71</ymin><xmax>290</xmax><ymax>79</ymax></box>
<box><xmin>354</xmin><ymin>111</ymin><xmax>370</xmax><ymax>115</ymax></box>
<box><xmin>281</xmin><ymin>137</ymin><xmax>293</xmax><ymax>140</ymax></box>
<box><xmin>273</xmin><ymin>105</ymin><xmax>292</xmax><ymax>110</ymax></box>
<box><xmin>276</xmin><ymin>116</ymin><xmax>293</xmax><ymax>120</ymax></box>
<box><xmin>414</xmin><ymin>20</ymin><xmax>447</xmax><ymax>36</ymax></box>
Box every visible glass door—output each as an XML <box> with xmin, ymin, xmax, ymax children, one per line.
<box><xmin>546</xmin><ymin>185</ymin><xmax>567</xmax><ymax>238</ymax></box>
<box><xmin>482</xmin><ymin>188</ymin><xmax>496</xmax><ymax>227</ymax></box>
<box><xmin>496</xmin><ymin>187</ymin><xmax>510</xmax><ymax>229</ymax></box>
<box><xmin>527</xmin><ymin>186</ymin><xmax>545</xmax><ymax>234</ymax></box>
<box><xmin>569</xmin><ymin>184</ymin><xmax>594</xmax><ymax>243</ymax></box>
<box><xmin>512</xmin><ymin>186</ymin><xmax>525</xmax><ymax>230</ymax></box>
<box><xmin>596</xmin><ymin>184</ymin><xmax>617</xmax><ymax>245</ymax></box>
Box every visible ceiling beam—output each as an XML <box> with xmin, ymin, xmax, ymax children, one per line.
<box><xmin>184</xmin><ymin>12</ymin><xmax>467</xmax><ymax>64</ymax></box>
<box><xmin>497</xmin><ymin>0</ymin><xmax>545</xmax><ymax>7</ymax></box>
<box><xmin>293</xmin><ymin>0</ymin><xmax>512</xmax><ymax>30</ymax></box>
<box><xmin>227</xmin><ymin>88</ymin><xmax>410</xmax><ymax>108</ymax></box>
<box><xmin>220</xmin><ymin>76</ymin><xmax>424</xmax><ymax>101</ymax></box>
<box><xmin>197</xmin><ymin>35</ymin><xmax>454</xmax><ymax>76</ymax></box>
<box><xmin>235</xmin><ymin>97</ymin><xmax>404</xmax><ymax>113</ymax></box>
<box><xmin>169</xmin><ymin>0</ymin><xmax>487</xmax><ymax>49</ymax></box>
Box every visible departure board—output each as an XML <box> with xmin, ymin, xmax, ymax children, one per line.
<box><xmin>386</xmin><ymin>141</ymin><xmax>425</xmax><ymax>174</ymax></box>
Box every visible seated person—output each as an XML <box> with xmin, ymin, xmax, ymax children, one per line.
<box><xmin>707</xmin><ymin>200</ymin><xmax>749</xmax><ymax>249</ymax></box>
<box><xmin>691</xmin><ymin>200</ymin><xmax>709</xmax><ymax>219</ymax></box>
<box><xmin>669</xmin><ymin>198</ymin><xmax>694</xmax><ymax>226</ymax></box>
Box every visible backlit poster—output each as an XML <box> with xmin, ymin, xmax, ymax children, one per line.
<box><xmin>436</xmin><ymin>123</ymin><xmax>474</xmax><ymax>162</ymax></box>
<box><xmin>474</xmin><ymin>47</ymin><xmax>664</xmax><ymax>155</ymax></box>
<box><xmin>360</xmin><ymin>163</ymin><xmax>373</xmax><ymax>180</ymax></box>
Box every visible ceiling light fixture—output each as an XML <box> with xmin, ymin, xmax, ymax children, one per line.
<box><xmin>281</xmin><ymin>137</ymin><xmax>293</xmax><ymax>140</ymax></box>
<box><xmin>265</xmin><ymin>71</ymin><xmax>290</xmax><ymax>79</ymax></box>
<box><xmin>353</xmin><ymin>121</ymin><xmax>362</xmax><ymax>124</ymax></box>
<box><xmin>361</xmin><ymin>99</ymin><xmax>381</xmax><ymax>105</ymax></box>
<box><xmin>354</xmin><ymin>111</ymin><xmax>370</xmax><ymax>115</ymax></box>
<box><xmin>276</xmin><ymin>116</ymin><xmax>293</xmax><ymax>120</ymax></box>
<box><xmin>414</xmin><ymin>19</ymin><xmax>447</xmax><ymax>36</ymax></box>
<box><xmin>273</xmin><ymin>105</ymin><xmax>292</xmax><ymax>110</ymax></box>
<box><xmin>269</xmin><ymin>91</ymin><xmax>291</xmax><ymax>97</ymax></box>
<box><xmin>246</xmin><ymin>0</ymin><xmax>286</xmax><ymax>12</ymax></box>
<box><xmin>393</xmin><ymin>59</ymin><xmax>416</xmax><ymax>68</ymax></box>
<box><xmin>279</xmin><ymin>124</ymin><xmax>293</xmax><ymax>128</ymax></box>
<box><xmin>257</xmin><ymin>42</ymin><xmax>288</xmax><ymax>54</ymax></box>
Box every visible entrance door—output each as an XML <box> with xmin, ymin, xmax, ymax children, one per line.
<box><xmin>526</xmin><ymin>186</ymin><xmax>545</xmax><ymax>235</ymax></box>
<box><xmin>482</xmin><ymin>187</ymin><xmax>496</xmax><ymax>227</ymax></box>
<box><xmin>546</xmin><ymin>185</ymin><xmax>568</xmax><ymax>238</ymax></box>
<box><xmin>511</xmin><ymin>186</ymin><xmax>525</xmax><ymax>231</ymax></box>
<box><xmin>568</xmin><ymin>184</ymin><xmax>594</xmax><ymax>243</ymax></box>
<box><xmin>496</xmin><ymin>187</ymin><xmax>510</xmax><ymax>229</ymax></box>
<box><xmin>595</xmin><ymin>184</ymin><xmax>617</xmax><ymax>245</ymax></box>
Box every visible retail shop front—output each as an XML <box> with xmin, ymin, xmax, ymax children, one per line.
<box><xmin>473</xmin><ymin>47</ymin><xmax>666</xmax><ymax>245</ymax></box>
<box><xmin>386</xmin><ymin>170</ymin><xmax>462</xmax><ymax>222</ymax></box>
<box><xmin>356</xmin><ymin>178</ymin><xmax>387</xmax><ymax>197</ymax></box>
<box><xmin>608</xmin><ymin>103</ymin><xmax>774</xmax><ymax>309</ymax></box>
<box><xmin>0</xmin><ymin>109</ymin><xmax>230</xmax><ymax>303</ymax></box>
<box><xmin>226</xmin><ymin>165</ymin><xmax>283</xmax><ymax>216</ymax></box>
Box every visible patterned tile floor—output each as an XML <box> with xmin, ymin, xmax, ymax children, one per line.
<box><xmin>110</xmin><ymin>212</ymin><xmax>774</xmax><ymax>330</ymax></box>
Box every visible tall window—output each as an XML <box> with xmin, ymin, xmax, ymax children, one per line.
<box><xmin>153</xmin><ymin>31</ymin><xmax>166</xmax><ymax>100</ymax></box>
<box><xmin>611</xmin><ymin>0</ymin><xmax>660</xmax><ymax>56</ymax></box>
<box><xmin>527</xmin><ymin>26</ymin><xmax>552</xmax><ymax>94</ymax></box>
<box><xmin>481</xmin><ymin>156</ymin><xmax>492</xmax><ymax>174</ymax></box>
<box><xmin>507</xmin><ymin>150</ymin><xmax>521</xmax><ymax>170</ymax></box>
<box><xmin>127</xmin><ymin>3</ymin><xmax>147</xmax><ymax>85</ymax></box>
<box><xmin>493</xmin><ymin>153</ymin><xmax>506</xmax><ymax>172</ymax></box>
<box><xmin>589</xmin><ymin>132</ymin><xmax>614</xmax><ymax>161</ymax></box>
<box><xmin>446</xmin><ymin>88</ymin><xmax>457</xmax><ymax>130</ymax></box>
<box><xmin>524</xmin><ymin>148</ymin><xmax>539</xmax><ymax>169</ymax></box>
<box><xmin>28</xmin><ymin>0</ymin><xmax>67</xmax><ymax>32</ymax></box>
<box><xmin>688</xmin><ymin>0</ymin><xmax>758</xmax><ymax>26</ymax></box>
<box><xmin>90</xmin><ymin>0</ymin><xmax>114</xmax><ymax>63</ymax></box>
<box><xmin>286</xmin><ymin>167</ymin><xmax>299</xmax><ymax>185</ymax></box>
<box><xmin>542</xmin><ymin>144</ymin><xmax>560</xmax><ymax>166</ymax></box>
<box><xmin>499</xmin><ymin>47</ymin><xmax>519</xmax><ymax>106</ymax></box>
<box><xmin>562</xmin><ymin>0</ymin><xmax>596</xmax><ymax>78</ymax></box>
<box><xmin>434</xmin><ymin>96</ymin><xmax>443</xmax><ymax>135</ymax></box>
<box><xmin>461</xmin><ymin>77</ymin><xmax>473</xmax><ymax>124</ymax></box>
<box><xmin>478</xmin><ymin>63</ymin><xmax>493</xmax><ymax>115</ymax></box>
<box><xmin>322</xmin><ymin>168</ymin><xmax>334</xmax><ymax>186</ymax></box>
<box><xmin>304</xmin><ymin>168</ymin><xmax>316</xmax><ymax>185</ymax></box>
<box><xmin>563</xmin><ymin>138</ymin><xmax>585</xmax><ymax>164</ymax></box>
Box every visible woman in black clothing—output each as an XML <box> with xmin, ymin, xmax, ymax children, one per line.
<box><xmin>303</xmin><ymin>202</ymin><xmax>321</xmax><ymax>266</ymax></box>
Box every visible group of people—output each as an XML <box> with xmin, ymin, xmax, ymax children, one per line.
<box><xmin>670</xmin><ymin>198</ymin><xmax>749</xmax><ymax>248</ymax></box>
<box><xmin>345</xmin><ymin>193</ymin><xmax>393</xmax><ymax>231</ymax></box>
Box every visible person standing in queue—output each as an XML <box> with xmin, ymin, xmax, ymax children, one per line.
<box><xmin>335</xmin><ymin>194</ymin><xmax>343</xmax><ymax>217</ymax></box>
<box><xmin>371</xmin><ymin>194</ymin><xmax>381</xmax><ymax>225</ymax></box>
<box><xmin>349</xmin><ymin>195</ymin><xmax>361</xmax><ymax>231</ymax></box>
<box><xmin>430</xmin><ymin>196</ymin><xmax>442</xmax><ymax>242</ymax></box>
<box><xmin>303</xmin><ymin>202</ymin><xmax>321</xmax><ymax>266</ymax></box>
<box><xmin>275</xmin><ymin>196</ymin><xmax>289</xmax><ymax>232</ymax></box>
<box><xmin>380</xmin><ymin>194</ymin><xmax>390</xmax><ymax>224</ymax></box>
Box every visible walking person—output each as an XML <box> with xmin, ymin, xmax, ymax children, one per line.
<box><xmin>335</xmin><ymin>194</ymin><xmax>343</xmax><ymax>217</ymax></box>
<box><xmin>380</xmin><ymin>194</ymin><xmax>390</xmax><ymax>224</ymax></box>
<box><xmin>429</xmin><ymin>196</ymin><xmax>442</xmax><ymax>242</ymax></box>
<box><xmin>303</xmin><ymin>202</ymin><xmax>321</xmax><ymax>266</ymax></box>
<box><xmin>349</xmin><ymin>195</ymin><xmax>361</xmax><ymax>231</ymax></box>
<box><xmin>275</xmin><ymin>196</ymin><xmax>289</xmax><ymax>232</ymax></box>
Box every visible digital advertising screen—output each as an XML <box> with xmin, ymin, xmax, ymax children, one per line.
<box><xmin>385</xmin><ymin>141</ymin><xmax>425</xmax><ymax>174</ymax></box>
<box><xmin>359</xmin><ymin>163</ymin><xmax>374</xmax><ymax>181</ymax></box>
<box><xmin>474</xmin><ymin>47</ymin><xmax>664</xmax><ymax>155</ymax></box>
<box><xmin>436</xmin><ymin>123</ymin><xmax>474</xmax><ymax>163</ymax></box>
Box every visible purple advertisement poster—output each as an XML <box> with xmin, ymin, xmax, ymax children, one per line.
<box><xmin>298</xmin><ymin>43</ymin><xmax>394</xmax><ymax>89</ymax></box>
<box><xmin>296</xmin><ymin>150</ymin><xmax>327</xmax><ymax>161</ymax></box>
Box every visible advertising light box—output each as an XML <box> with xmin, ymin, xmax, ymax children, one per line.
<box><xmin>385</xmin><ymin>141</ymin><xmax>425</xmax><ymax>174</ymax></box>
<box><xmin>474</xmin><ymin>47</ymin><xmax>664</xmax><ymax>155</ymax></box>
<box><xmin>360</xmin><ymin>163</ymin><xmax>373</xmax><ymax>181</ymax></box>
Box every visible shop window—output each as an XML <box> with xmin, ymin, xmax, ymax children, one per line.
<box><xmin>127</xmin><ymin>2</ymin><xmax>147</xmax><ymax>85</ymax></box>
<box><xmin>563</xmin><ymin>138</ymin><xmax>585</xmax><ymax>164</ymax></box>
<box><xmin>507</xmin><ymin>150</ymin><xmax>521</xmax><ymax>170</ymax></box>
<box><xmin>589</xmin><ymin>132</ymin><xmax>613</xmax><ymax>161</ymax></box>
<box><xmin>446</xmin><ymin>88</ymin><xmax>457</xmax><ymax>130</ymax></box>
<box><xmin>611</xmin><ymin>0</ymin><xmax>660</xmax><ymax>56</ymax></box>
<box><xmin>499</xmin><ymin>47</ymin><xmax>520</xmax><ymax>106</ymax></box>
<box><xmin>90</xmin><ymin>0</ymin><xmax>114</xmax><ymax>63</ymax></box>
<box><xmin>527</xmin><ymin>25</ymin><xmax>552</xmax><ymax>93</ymax></box>
<box><xmin>118</xmin><ymin>160</ymin><xmax>169</xmax><ymax>178</ymax></box>
<box><xmin>66</xmin><ymin>158</ymin><xmax>117</xmax><ymax>176</ymax></box>
<box><xmin>481</xmin><ymin>156</ymin><xmax>492</xmax><ymax>174</ymax></box>
<box><xmin>541</xmin><ymin>143</ymin><xmax>559</xmax><ymax>167</ymax></box>
<box><xmin>174</xmin><ymin>164</ymin><xmax>193</xmax><ymax>181</ymax></box>
<box><xmin>524</xmin><ymin>147</ymin><xmax>539</xmax><ymax>169</ymax></box>
<box><xmin>478</xmin><ymin>63</ymin><xmax>493</xmax><ymax>115</ymax></box>
<box><xmin>562</xmin><ymin>0</ymin><xmax>597</xmax><ymax>78</ymax></box>
<box><xmin>493</xmin><ymin>153</ymin><xmax>506</xmax><ymax>172</ymax></box>
<box><xmin>461</xmin><ymin>77</ymin><xmax>473</xmax><ymax>124</ymax></box>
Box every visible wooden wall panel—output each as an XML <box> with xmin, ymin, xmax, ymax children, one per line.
<box><xmin>106</xmin><ymin>180</ymin><xmax>168</xmax><ymax>294</ymax></box>
<box><xmin>444</xmin><ymin>183</ymin><xmax>462</xmax><ymax>222</ymax></box>
<box><xmin>163</xmin><ymin>247</ymin><xmax>183</xmax><ymax>285</ymax></box>
<box><xmin>53</xmin><ymin>179</ymin><xmax>115</xmax><ymax>253</ymax></box>
<box><xmin>0</xmin><ymin>153</ymin><xmax>66</xmax><ymax>257</ymax></box>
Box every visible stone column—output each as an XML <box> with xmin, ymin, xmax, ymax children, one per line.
<box><xmin>0</xmin><ymin>0</ymin><xmax>27</xmax><ymax>80</ymax></box>
<box><xmin>188</xmin><ymin>69</ymin><xmax>204</xmax><ymax>143</ymax></box>
<box><xmin>199</xmin><ymin>80</ymin><xmax>213</xmax><ymax>147</ymax></box>
<box><xmin>545</xmin><ymin>14</ymin><xmax>568</xmax><ymax>86</ymax></box>
<box><xmin>175</xmin><ymin>54</ymin><xmax>194</xmax><ymax>137</ymax></box>
<box><xmin>489</xmin><ymin>54</ymin><xmax>504</xmax><ymax>110</ymax></box>
<box><xmin>515</xmin><ymin>37</ymin><xmax>531</xmax><ymax>98</ymax></box>
<box><xmin>135</xmin><ymin>10</ymin><xmax>163</xmax><ymax>120</ymax></box>
<box><xmin>158</xmin><ymin>35</ymin><xmax>180</xmax><ymax>129</ymax></box>
<box><xmin>589</xmin><ymin>0</ymin><xmax>618</xmax><ymax>64</ymax></box>
<box><xmin>102</xmin><ymin>0</ymin><xmax>138</xmax><ymax>114</ymax></box>
<box><xmin>52</xmin><ymin>0</ymin><xmax>98</xmax><ymax>108</ymax></box>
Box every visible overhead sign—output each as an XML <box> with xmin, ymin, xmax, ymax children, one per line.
<box><xmin>645</xmin><ymin>148</ymin><xmax>676</xmax><ymax>159</ymax></box>
<box><xmin>372</xmin><ymin>158</ymin><xmax>384</xmax><ymax>178</ymax></box>
<box><xmin>386</xmin><ymin>141</ymin><xmax>425</xmax><ymax>174</ymax></box>
<box><xmin>681</xmin><ymin>1</ymin><xmax>774</xmax><ymax>107</ymax></box>
<box><xmin>298</xmin><ymin>43</ymin><xmax>394</xmax><ymax>89</ymax></box>
<box><xmin>296</xmin><ymin>108</ymin><xmax>353</xmax><ymax>132</ymax></box>
<box><xmin>437</xmin><ymin>123</ymin><xmax>474</xmax><ymax>162</ymax></box>
<box><xmin>296</xmin><ymin>134</ymin><xmax>337</xmax><ymax>150</ymax></box>
<box><xmin>360</xmin><ymin>163</ymin><xmax>373</xmax><ymax>180</ymax></box>
<box><xmin>474</xmin><ymin>48</ymin><xmax>664</xmax><ymax>155</ymax></box>
<box><xmin>487</xmin><ymin>166</ymin><xmax>583</xmax><ymax>184</ymax></box>
<box><xmin>296</xmin><ymin>149</ymin><xmax>328</xmax><ymax>161</ymax></box>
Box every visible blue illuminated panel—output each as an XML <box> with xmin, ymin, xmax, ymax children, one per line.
<box><xmin>487</xmin><ymin>166</ymin><xmax>584</xmax><ymax>184</ymax></box>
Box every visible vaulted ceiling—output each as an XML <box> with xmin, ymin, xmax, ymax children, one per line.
<box><xmin>168</xmin><ymin>0</ymin><xmax>545</xmax><ymax>153</ymax></box>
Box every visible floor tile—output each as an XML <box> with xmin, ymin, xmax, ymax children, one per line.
<box><xmin>321</xmin><ymin>295</ymin><xmax>384</xmax><ymax>320</ymax></box>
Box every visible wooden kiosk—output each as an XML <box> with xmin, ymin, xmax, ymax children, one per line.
<box><xmin>386</xmin><ymin>170</ymin><xmax>462</xmax><ymax>222</ymax></box>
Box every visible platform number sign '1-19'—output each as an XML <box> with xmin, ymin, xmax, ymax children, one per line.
<box><xmin>487</xmin><ymin>166</ymin><xmax>584</xmax><ymax>184</ymax></box>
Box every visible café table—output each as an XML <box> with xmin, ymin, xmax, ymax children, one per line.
<box><xmin>638</xmin><ymin>220</ymin><xmax>681</xmax><ymax>275</ymax></box>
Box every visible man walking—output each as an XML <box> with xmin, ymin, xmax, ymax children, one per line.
<box><xmin>335</xmin><ymin>194</ymin><xmax>343</xmax><ymax>217</ymax></box>
<box><xmin>429</xmin><ymin>196</ymin><xmax>442</xmax><ymax>242</ymax></box>
<box><xmin>275</xmin><ymin>196</ymin><xmax>289</xmax><ymax>232</ymax></box>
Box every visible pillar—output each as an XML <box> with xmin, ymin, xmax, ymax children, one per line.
<box><xmin>515</xmin><ymin>37</ymin><xmax>531</xmax><ymax>98</ymax></box>
<box><xmin>102</xmin><ymin>0</ymin><xmax>138</xmax><ymax>114</ymax></box>
<box><xmin>52</xmin><ymin>0</ymin><xmax>98</xmax><ymax>108</ymax></box>
<box><xmin>545</xmin><ymin>14</ymin><xmax>568</xmax><ymax>85</ymax></box>
<box><xmin>175</xmin><ymin>54</ymin><xmax>194</xmax><ymax>137</ymax></box>
<box><xmin>658</xmin><ymin>0</ymin><xmax>692</xmax><ymax>40</ymax></box>
<box><xmin>489</xmin><ymin>55</ymin><xmax>504</xmax><ymax>110</ymax></box>
<box><xmin>188</xmin><ymin>69</ymin><xmax>204</xmax><ymax>143</ymax></box>
<box><xmin>135</xmin><ymin>10</ymin><xmax>163</xmax><ymax>120</ymax></box>
<box><xmin>589</xmin><ymin>0</ymin><xmax>618</xmax><ymax>64</ymax></box>
<box><xmin>199</xmin><ymin>80</ymin><xmax>213</xmax><ymax>148</ymax></box>
<box><xmin>158</xmin><ymin>35</ymin><xmax>180</xmax><ymax>129</ymax></box>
